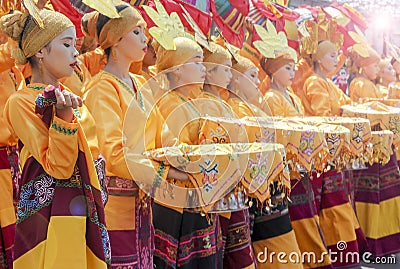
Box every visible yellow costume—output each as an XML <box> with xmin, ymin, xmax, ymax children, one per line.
<box><xmin>348</xmin><ymin>46</ymin><xmax>381</xmax><ymax>102</ymax></box>
<box><xmin>264</xmin><ymin>88</ymin><xmax>305</xmax><ymax>116</ymax></box>
<box><xmin>302</xmin><ymin>74</ymin><xmax>351</xmax><ymax>116</ymax></box>
<box><xmin>0</xmin><ymin>65</ymin><xmax>24</xmax><ymax>269</ymax></box>
<box><xmin>1</xmin><ymin>8</ymin><xmax>112</xmax><ymax>268</ymax></box>
<box><xmin>83</xmin><ymin>4</ymin><xmax>173</xmax><ymax>268</ymax></box>
<box><xmin>349</xmin><ymin>77</ymin><xmax>384</xmax><ymax>102</ymax></box>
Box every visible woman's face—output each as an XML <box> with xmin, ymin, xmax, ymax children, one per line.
<box><xmin>319</xmin><ymin>48</ymin><xmax>338</xmax><ymax>73</ymax></box>
<box><xmin>177</xmin><ymin>53</ymin><xmax>206</xmax><ymax>86</ymax></box>
<box><xmin>380</xmin><ymin>63</ymin><xmax>396</xmax><ymax>83</ymax></box>
<box><xmin>40</xmin><ymin>27</ymin><xmax>78</xmax><ymax>80</ymax></box>
<box><xmin>115</xmin><ymin>25</ymin><xmax>148</xmax><ymax>62</ymax></box>
<box><xmin>363</xmin><ymin>61</ymin><xmax>380</xmax><ymax>80</ymax></box>
<box><xmin>235</xmin><ymin>67</ymin><xmax>259</xmax><ymax>99</ymax></box>
<box><xmin>143</xmin><ymin>42</ymin><xmax>156</xmax><ymax>66</ymax></box>
<box><xmin>272</xmin><ymin>62</ymin><xmax>295</xmax><ymax>88</ymax></box>
<box><xmin>206</xmin><ymin>59</ymin><xmax>233</xmax><ymax>88</ymax></box>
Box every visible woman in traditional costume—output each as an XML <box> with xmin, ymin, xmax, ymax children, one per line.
<box><xmin>1</xmin><ymin>8</ymin><xmax>110</xmax><ymax>269</ymax></box>
<box><xmin>263</xmin><ymin>53</ymin><xmax>305</xmax><ymax>117</ymax></box>
<box><xmin>83</xmin><ymin>3</ymin><xmax>184</xmax><ymax>268</ymax></box>
<box><xmin>348</xmin><ymin>47</ymin><xmax>381</xmax><ymax>102</ymax></box>
<box><xmin>301</xmin><ymin>41</ymin><xmax>352</xmax><ymax>116</ymax></box>
<box><xmin>0</xmin><ymin>33</ymin><xmax>25</xmax><ymax>269</ymax></box>
<box><xmin>151</xmin><ymin>32</ymin><xmax>227</xmax><ymax>268</ymax></box>
<box><xmin>236</xmin><ymin>24</ymin><xmax>303</xmax><ymax>269</ymax></box>
<box><xmin>302</xmin><ymin>40</ymin><xmax>365</xmax><ymax>269</ymax></box>
<box><xmin>349</xmin><ymin>43</ymin><xmax>400</xmax><ymax>259</ymax></box>
<box><xmin>375</xmin><ymin>59</ymin><xmax>397</xmax><ymax>99</ymax></box>
<box><xmin>200</xmin><ymin>42</ymin><xmax>256</xmax><ymax>269</ymax></box>
<box><xmin>257</xmin><ymin>48</ymin><xmax>334</xmax><ymax>268</ymax></box>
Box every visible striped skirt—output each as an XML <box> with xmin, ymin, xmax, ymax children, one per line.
<box><xmin>352</xmin><ymin>153</ymin><xmax>400</xmax><ymax>257</ymax></box>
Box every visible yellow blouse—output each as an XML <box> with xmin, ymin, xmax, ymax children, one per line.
<box><xmin>0</xmin><ymin>41</ymin><xmax>17</xmax><ymax>74</ymax></box>
<box><xmin>264</xmin><ymin>88</ymin><xmax>305</xmax><ymax>117</ymax></box>
<box><xmin>5</xmin><ymin>83</ymin><xmax>79</xmax><ymax>179</ymax></box>
<box><xmin>196</xmin><ymin>90</ymin><xmax>235</xmax><ymax>118</ymax></box>
<box><xmin>0</xmin><ymin>66</ymin><xmax>25</xmax><ymax>147</ymax></box>
<box><xmin>228</xmin><ymin>96</ymin><xmax>269</xmax><ymax>118</ymax></box>
<box><xmin>84</xmin><ymin>70</ymin><xmax>172</xmax><ymax>182</ymax></box>
<box><xmin>349</xmin><ymin>77</ymin><xmax>383</xmax><ymax>102</ymax></box>
<box><xmin>157</xmin><ymin>90</ymin><xmax>202</xmax><ymax>145</ymax></box>
<box><xmin>302</xmin><ymin>74</ymin><xmax>351</xmax><ymax>116</ymax></box>
<box><xmin>79</xmin><ymin>48</ymin><xmax>107</xmax><ymax>77</ymax></box>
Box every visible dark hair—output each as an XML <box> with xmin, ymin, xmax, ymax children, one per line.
<box><xmin>96</xmin><ymin>4</ymin><xmax>129</xmax><ymax>56</ymax></box>
<box><xmin>27</xmin><ymin>39</ymin><xmax>52</xmax><ymax>68</ymax></box>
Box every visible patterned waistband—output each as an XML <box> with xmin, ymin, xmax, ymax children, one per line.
<box><xmin>107</xmin><ymin>176</ymin><xmax>139</xmax><ymax>197</ymax></box>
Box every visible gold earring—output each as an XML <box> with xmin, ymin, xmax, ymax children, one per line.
<box><xmin>358</xmin><ymin>67</ymin><xmax>363</xmax><ymax>74</ymax></box>
<box><xmin>39</xmin><ymin>58</ymin><xmax>43</xmax><ymax>78</ymax></box>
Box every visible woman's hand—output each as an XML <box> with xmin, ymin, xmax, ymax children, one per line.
<box><xmin>55</xmin><ymin>87</ymin><xmax>82</xmax><ymax>122</ymax></box>
<box><xmin>167</xmin><ymin>166</ymin><xmax>189</xmax><ymax>182</ymax></box>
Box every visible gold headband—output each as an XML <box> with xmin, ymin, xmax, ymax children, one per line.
<box><xmin>232</xmin><ymin>54</ymin><xmax>257</xmax><ymax>74</ymax></box>
<box><xmin>84</xmin><ymin>5</ymin><xmax>146</xmax><ymax>50</ymax></box>
<box><xmin>261</xmin><ymin>52</ymin><xmax>294</xmax><ymax>76</ymax></box>
<box><xmin>1</xmin><ymin>10</ymin><xmax>73</xmax><ymax>64</ymax></box>
<box><xmin>155</xmin><ymin>36</ymin><xmax>202</xmax><ymax>72</ymax></box>
<box><xmin>313</xmin><ymin>40</ymin><xmax>337</xmax><ymax>62</ymax></box>
<box><xmin>203</xmin><ymin>42</ymin><xmax>231</xmax><ymax>71</ymax></box>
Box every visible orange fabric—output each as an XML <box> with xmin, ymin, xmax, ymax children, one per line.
<box><xmin>84</xmin><ymin>70</ymin><xmax>172</xmax><ymax>181</ymax></box>
<box><xmin>228</xmin><ymin>97</ymin><xmax>269</xmax><ymax>118</ymax></box>
<box><xmin>302</xmin><ymin>74</ymin><xmax>351</xmax><ymax>116</ymax></box>
<box><xmin>0</xmin><ymin>41</ymin><xmax>17</xmax><ymax>74</ymax></box>
<box><xmin>376</xmin><ymin>84</ymin><xmax>389</xmax><ymax>99</ymax></box>
<box><xmin>156</xmin><ymin>90</ymin><xmax>202</xmax><ymax>146</ymax></box>
<box><xmin>252</xmin><ymin>230</ymin><xmax>303</xmax><ymax>269</ymax></box>
<box><xmin>79</xmin><ymin>48</ymin><xmax>107</xmax><ymax>77</ymax></box>
<box><xmin>0</xmin><ymin>66</ymin><xmax>25</xmax><ymax>147</ymax></box>
<box><xmin>197</xmin><ymin>91</ymin><xmax>235</xmax><ymax>118</ymax></box>
<box><xmin>17</xmin><ymin>63</ymin><xmax>32</xmax><ymax>79</ymax></box>
<box><xmin>259</xmin><ymin>76</ymin><xmax>270</xmax><ymax>96</ymax></box>
<box><xmin>349</xmin><ymin>77</ymin><xmax>383</xmax><ymax>102</ymax></box>
<box><xmin>264</xmin><ymin>88</ymin><xmax>305</xmax><ymax>116</ymax></box>
<box><xmin>154</xmin><ymin>90</ymin><xmax>202</xmax><ymax>212</ymax></box>
<box><xmin>261</xmin><ymin>53</ymin><xmax>294</xmax><ymax>76</ymax></box>
<box><xmin>291</xmin><ymin>59</ymin><xmax>313</xmax><ymax>100</ymax></box>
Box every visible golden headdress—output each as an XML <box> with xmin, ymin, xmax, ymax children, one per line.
<box><xmin>232</xmin><ymin>54</ymin><xmax>257</xmax><ymax>74</ymax></box>
<box><xmin>203</xmin><ymin>42</ymin><xmax>231</xmax><ymax>67</ymax></box>
<box><xmin>253</xmin><ymin>21</ymin><xmax>297</xmax><ymax>62</ymax></box>
<box><xmin>145</xmin><ymin>0</ymin><xmax>209</xmax><ymax>74</ymax></box>
<box><xmin>299</xmin><ymin>8</ymin><xmax>343</xmax><ymax>60</ymax></box>
<box><xmin>348</xmin><ymin>26</ymin><xmax>380</xmax><ymax>68</ymax></box>
<box><xmin>82</xmin><ymin>2</ymin><xmax>145</xmax><ymax>50</ymax></box>
<box><xmin>0</xmin><ymin>0</ymin><xmax>73</xmax><ymax>64</ymax></box>
<box><xmin>143</xmin><ymin>0</ymin><xmax>209</xmax><ymax>51</ymax></box>
<box><xmin>253</xmin><ymin>21</ymin><xmax>297</xmax><ymax>76</ymax></box>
